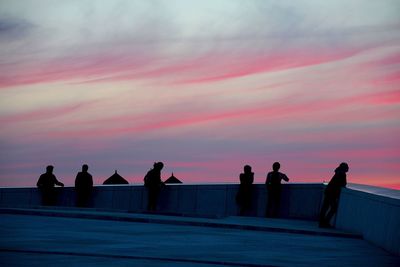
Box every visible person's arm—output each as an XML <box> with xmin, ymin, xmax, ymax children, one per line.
<box><xmin>157</xmin><ymin>172</ymin><xmax>164</xmax><ymax>186</ymax></box>
<box><xmin>89</xmin><ymin>174</ymin><xmax>93</xmax><ymax>187</ymax></box>
<box><xmin>282</xmin><ymin>173</ymin><xmax>289</xmax><ymax>182</ymax></box>
<box><xmin>75</xmin><ymin>173</ymin><xmax>79</xmax><ymax>188</ymax></box>
<box><xmin>37</xmin><ymin>176</ymin><xmax>43</xmax><ymax>188</ymax></box>
<box><xmin>265</xmin><ymin>173</ymin><xmax>271</xmax><ymax>185</ymax></box>
<box><xmin>250</xmin><ymin>173</ymin><xmax>254</xmax><ymax>184</ymax></box>
<box><xmin>54</xmin><ymin>176</ymin><xmax>64</xmax><ymax>187</ymax></box>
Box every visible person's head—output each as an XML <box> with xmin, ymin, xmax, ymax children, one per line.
<box><xmin>46</xmin><ymin>165</ymin><xmax>54</xmax><ymax>173</ymax></box>
<box><xmin>154</xmin><ymin>162</ymin><xmax>164</xmax><ymax>171</ymax></box>
<box><xmin>82</xmin><ymin>164</ymin><xmax>89</xmax><ymax>172</ymax></box>
<box><xmin>339</xmin><ymin>162</ymin><xmax>349</xmax><ymax>172</ymax></box>
<box><xmin>272</xmin><ymin>162</ymin><xmax>280</xmax><ymax>171</ymax></box>
<box><xmin>243</xmin><ymin>165</ymin><xmax>252</xmax><ymax>173</ymax></box>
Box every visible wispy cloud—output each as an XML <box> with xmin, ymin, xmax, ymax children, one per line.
<box><xmin>0</xmin><ymin>0</ymin><xmax>399</xmax><ymax>188</ymax></box>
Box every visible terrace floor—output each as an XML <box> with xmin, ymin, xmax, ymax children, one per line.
<box><xmin>0</xmin><ymin>208</ymin><xmax>399</xmax><ymax>266</ymax></box>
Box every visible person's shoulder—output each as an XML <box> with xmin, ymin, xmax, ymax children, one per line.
<box><xmin>41</xmin><ymin>173</ymin><xmax>53</xmax><ymax>179</ymax></box>
<box><xmin>145</xmin><ymin>169</ymin><xmax>154</xmax><ymax>177</ymax></box>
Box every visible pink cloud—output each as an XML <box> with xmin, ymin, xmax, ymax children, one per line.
<box><xmin>172</xmin><ymin>48</ymin><xmax>362</xmax><ymax>85</ymax></box>
<box><xmin>0</xmin><ymin>100</ymin><xmax>100</xmax><ymax>124</ymax></box>
<box><xmin>369</xmin><ymin>71</ymin><xmax>400</xmax><ymax>87</ymax></box>
<box><xmin>96</xmin><ymin>47</ymin><xmax>363</xmax><ymax>85</ymax></box>
<box><xmin>0</xmin><ymin>52</ymin><xmax>155</xmax><ymax>88</ymax></box>
<box><xmin>0</xmin><ymin>43</ymin><xmax>366</xmax><ymax>88</ymax></box>
<box><xmin>30</xmin><ymin>85</ymin><xmax>397</xmax><ymax>140</ymax></box>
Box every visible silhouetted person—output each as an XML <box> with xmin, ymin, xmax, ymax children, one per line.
<box><xmin>103</xmin><ymin>170</ymin><xmax>129</xmax><ymax>185</ymax></box>
<box><xmin>236</xmin><ymin>165</ymin><xmax>254</xmax><ymax>216</ymax></box>
<box><xmin>319</xmin><ymin>162</ymin><xmax>349</xmax><ymax>228</ymax></box>
<box><xmin>36</xmin><ymin>165</ymin><xmax>64</xmax><ymax>206</ymax></box>
<box><xmin>265</xmin><ymin>162</ymin><xmax>289</xmax><ymax>218</ymax></box>
<box><xmin>144</xmin><ymin>162</ymin><xmax>165</xmax><ymax>211</ymax></box>
<box><xmin>75</xmin><ymin>164</ymin><xmax>93</xmax><ymax>207</ymax></box>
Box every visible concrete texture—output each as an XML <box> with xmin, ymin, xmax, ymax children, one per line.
<box><xmin>0</xmin><ymin>210</ymin><xmax>399</xmax><ymax>267</ymax></box>
<box><xmin>336</xmin><ymin>186</ymin><xmax>400</xmax><ymax>255</ymax></box>
<box><xmin>0</xmin><ymin>207</ymin><xmax>360</xmax><ymax>239</ymax></box>
<box><xmin>1</xmin><ymin>183</ymin><xmax>399</xmax><ymax>256</ymax></box>
<box><xmin>0</xmin><ymin>184</ymin><xmax>325</xmax><ymax>220</ymax></box>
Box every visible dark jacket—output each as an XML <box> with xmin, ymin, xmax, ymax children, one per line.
<box><xmin>37</xmin><ymin>173</ymin><xmax>63</xmax><ymax>189</ymax></box>
<box><xmin>144</xmin><ymin>169</ymin><xmax>162</xmax><ymax>188</ymax></box>
<box><xmin>240</xmin><ymin>172</ymin><xmax>254</xmax><ymax>186</ymax></box>
<box><xmin>75</xmin><ymin>172</ymin><xmax>93</xmax><ymax>191</ymax></box>
<box><xmin>266</xmin><ymin>171</ymin><xmax>289</xmax><ymax>188</ymax></box>
<box><xmin>325</xmin><ymin>167</ymin><xmax>347</xmax><ymax>198</ymax></box>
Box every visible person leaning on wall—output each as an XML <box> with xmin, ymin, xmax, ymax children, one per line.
<box><xmin>236</xmin><ymin>164</ymin><xmax>254</xmax><ymax>216</ymax></box>
<box><xmin>144</xmin><ymin>162</ymin><xmax>165</xmax><ymax>212</ymax></box>
<box><xmin>265</xmin><ymin>162</ymin><xmax>289</xmax><ymax>218</ymax></box>
<box><xmin>319</xmin><ymin>162</ymin><xmax>349</xmax><ymax>228</ymax></box>
<box><xmin>36</xmin><ymin>165</ymin><xmax>64</xmax><ymax>206</ymax></box>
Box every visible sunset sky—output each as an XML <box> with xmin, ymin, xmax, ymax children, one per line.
<box><xmin>0</xmin><ymin>0</ymin><xmax>399</xmax><ymax>189</ymax></box>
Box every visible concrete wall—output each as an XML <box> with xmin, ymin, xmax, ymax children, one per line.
<box><xmin>0</xmin><ymin>183</ymin><xmax>324</xmax><ymax>220</ymax></box>
<box><xmin>336</xmin><ymin>186</ymin><xmax>400</xmax><ymax>256</ymax></box>
<box><xmin>1</xmin><ymin>183</ymin><xmax>398</xmax><ymax>255</ymax></box>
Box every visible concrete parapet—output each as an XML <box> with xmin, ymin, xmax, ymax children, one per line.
<box><xmin>0</xmin><ymin>184</ymin><xmax>324</xmax><ymax>220</ymax></box>
<box><xmin>336</xmin><ymin>185</ymin><xmax>400</xmax><ymax>256</ymax></box>
<box><xmin>1</xmin><ymin>183</ymin><xmax>398</xmax><ymax>255</ymax></box>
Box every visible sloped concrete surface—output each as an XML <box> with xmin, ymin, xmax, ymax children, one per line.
<box><xmin>0</xmin><ymin>207</ymin><xmax>360</xmax><ymax>238</ymax></box>
<box><xmin>0</xmin><ymin>208</ymin><xmax>399</xmax><ymax>266</ymax></box>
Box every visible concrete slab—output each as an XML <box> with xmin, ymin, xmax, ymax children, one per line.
<box><xmin>0</xmin><ymin>210</ymin><xmax>399</xmax><ymax>266</ymax></box>
<box><xmin>0</xmin><ymin>207</ymin><xmax>359</xmax><ymax>238</ymax></box>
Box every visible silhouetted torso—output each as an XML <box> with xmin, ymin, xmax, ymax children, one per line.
<box><xmin>75</xmin><ymin>172</ymin><xmax>93</xmax><ymax>190</ymax></box>
<box><xmin>240</xmin><ymin>172</ymin><xmax>254</xmax><ymax>186</ymax></box>
<box><xmin>237</xmin><ymin>171</ymin><xmax>254</xmax><ymax>215</ymax></box>
<box><xmin>266</xmin><ymin>171</ymin><xmax>288</xmax><ymax>188</ymax></box>
<box><xmin>325</xmin><ymin>171</ymin><xmax>347</xmax><ymax>198</ymax></box>
<box><xmin>37</xmin><ymin>171</ymin><xmax>63</xmax><ymax>206</ymax></box>
<box><xmin>75</xmin><ymin>171</ymin><xmax>93</xmax><ymax>207</ymax></box>
<box><xmin>37</xmin><ymin>173</ymin><xmax>60</xmax><ymax>189</ymax></box>
<box><xmin>144</xmin><ymin>169</ymin><xmax>162</xmax><ymax>188</ymax></box>
<box><xmin>319</xmin><ymin>163</ymin><xmax>349</xmax><ymax>228</ymax></box>
<box><xmin>144</xmin><ymin>166</ymin><xmax>164</xmax><ymax>211</ymax></box>
<box><xmin>265</xmin><ymin>171</ymin><xmax>289</xmax><ymax>218</ymax></box>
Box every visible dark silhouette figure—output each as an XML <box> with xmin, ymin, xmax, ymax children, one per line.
<box><xmin>265</xmin><ymin>162</ymin><xmax>289</xmax><ymax>218</ymax></box>
<box><xmin>36</xmin><ymin>165</ymin><xmax>64</xmax><ymax>206</ymax></box>
<box><xmin>319</xmin><ymin>162</ymin><xmax>349</xmax><ymax>228</ymax></box>
<box><xmin>236</xmin><ymin>165</ymin><xmax>254</xmax><ymax>216</ymax></box>
<box><xmin>75</xmin><ymin>164</ymin><xmax>93</xmax><ymax>207</ymax></box>
<box><xmin>164</xmin><ymin>173</ymin><xmax>182</xmax><ymax>184</ymax></box>
<box><xmin>103</xmin><ymin>170</ymin><xmax>129</xmax><ymax>185</ymax></box>
<box><xmin>144</xmin><ymin>162</ymin><xmax>165</xmax><ymax>211</ymax></box>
